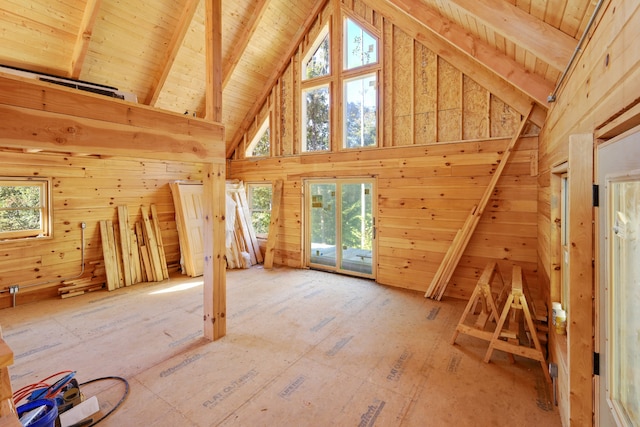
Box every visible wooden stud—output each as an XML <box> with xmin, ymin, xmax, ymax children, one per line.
<box><xmin>264</xmin><ymin>179</ymin><xmax>284</xmax><ymax>269</ymax></box>
<box><xmin>135</xmin><ymin>222</ymin><xmax>151</xmax><ymax>282</ymax></box>
<box><xmin>112</xmin><ymin>224</ymin><xmax>125</xmax><ymax>288</ymax></box>
<box><xmin>117</xmin><ymin>205</ymin><xmax>134</xmax><ymax>286</ymax></box>
<box><xmin>141</xmin><ymin>205</ymin><xmax>164</xmax><ymax>282</ymax></box>
<box><xmin>150</xmin><ymin>204</ymin><xmax>170</xmax><ymax>279</ymax></box>
<box><xmin>99</xmin><ymin>220</ymin><xmax>119</xmax><ymax>291</ymax></box>
<box><xmin>237</xmin><ymin>187</ymin><xmax>264</xmax><ymax>263</ymax></box>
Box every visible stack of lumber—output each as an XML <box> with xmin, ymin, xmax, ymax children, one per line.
<box><xmin>170</xmin><ymin>180</ymin><xmax>263</xmax><ymax>275</ymax></box>
<box><xmin>99</xmin><ymin>204</ymin><xmax>169</xmax><ymax>291</ymax></box>
<box><xmin>58</xmin><ymin>260</ymin><xmax>106</xmax><ymax>298</ymax></box>
<box><xmin>226</xmin><ymin>181</ymin><xmax>263</xmax><ymax>269</ymax></box>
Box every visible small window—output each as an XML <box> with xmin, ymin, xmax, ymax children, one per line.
<box><xmin>560</xmin><ymin>173</ymin><xmax>569</xmax><ymax>313</ymax></box>
<box><xmin>303</xmin><ymin>25</ymin><xmax>330</xmax><ymax>80</ymax></box>
<box><xmin>246</xmin><ymin>183</ymin><xmax>272</xmax><ymax>238</ymax></box>
<box><xmin>302</xmin><ymin>84</ymin><xmax>330</xmax><ymax>152</ymax></box>
<box><xmin>344</xmin><ymin>73</ymin><xmax>377</xmax><ymax>148</ymax></box>
<box><xmin>0</xmin><ymin>177</ymin><xmax>51</xmax><ymax>241</ymax></box>
<box><xmin>246</xmin><ymin>117</ymin><xmax>270</xmax><ymax>157</ymax></box>
<box><xmin>344</xmin><ymin>18</ymin><xmax>378</xmax><ymax>70</ymax></box>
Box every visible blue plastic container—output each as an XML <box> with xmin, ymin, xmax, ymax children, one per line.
<box><xmin>17</xmin><ymin>399</ymin><xmax>58</xmax><ymax>427</ymax></box>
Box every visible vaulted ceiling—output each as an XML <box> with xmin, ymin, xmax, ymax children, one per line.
<box><xmin>0</xmin><ymin>0</ymin><xmax>597</xmax><ymax>157</ymax></box>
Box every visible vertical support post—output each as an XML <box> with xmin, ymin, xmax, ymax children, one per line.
<box><xmin>203</xmin><ymin>163</ymin><xmax>227</xmax><ymax>340</ymax></box>
<box><xmin>203</xmin><ymin>0</ymin><xmax>225</xmax><ymax>341</ymax></box>
<box><xmin>205</xmin><ymin>0</ymin><xmax>222</xmax><ymax>122</ymax></box>
<box><xmin>567</xmin><ymin>134</ymin><xmax>594</xmax><ymax>424</ymax></box>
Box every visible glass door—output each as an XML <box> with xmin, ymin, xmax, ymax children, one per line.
<box><xmin>598</xmin><ymin>130</ymin><xmax>640</xmax><ymax>427</ymax></box>
<box><xmin>306</xmin><ymin>178</ymin><xmax>375</xmax><ymax>278</ymax></box>
<box><xmin>309</xmin><ymin>182</ymin><xmax>337</xmax><ymax>268</ymax></box>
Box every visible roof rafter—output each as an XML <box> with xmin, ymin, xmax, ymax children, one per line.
<box><xmin>69</xmin><ymin>0</ymin><xmax>102</xmax><ymax>79</ymax></box>
<box><xmin>373</xmin><ymin>0</ymin><xmax>551</xmax><ymax>121</ymax></box>
<box><xmin>445</xmin><ymin>0</ymin><xmax>577</xmax><ymax>72</ymax></box>
<box><xmin>144</xmin><ymin>0</ymin><xmax>199</xmax><ymax>107</ymax></box>
<box><xmin>227</xmin><ymin>0</ymin><xmax>330</xmax><ymax>157</ymax></box>
<box><xmin>222</xmin><ymin>0</ymin><xmax>271</xmax><ymax>89</ymax></box>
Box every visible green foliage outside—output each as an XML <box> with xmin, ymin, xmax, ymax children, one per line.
<box><xmin>249</xmin><ymin>185</ymin><xmax>272</xmax><ymax>235</ymax></box>
<box><xmin>252</xmin><ymin>127</ymin><xmax>270</xmax><ymax>157</ymax></box>
<box><xmin>305</xmin><ymin>35</ymin><xmax>329</xmax><ymax>79</ymax></box>
<box><xmin>345</xmin><ymin>19</ymin><xmax>377</xmax><ymax>70</ymax></box>
<box><xmin>304</xmin><ymin>86</ymin><xmax>330</xmax><ymax>151</ymax></box>
<box><xmin>310</xmin><ymin>183</ymin><xmax>372</xmax><ymax>251</ymax></box>
<box><xmin>0</xmin><ymin>185</ymin><xmax>42</xmax><ymax>233</ymax></box>
<box><xmin>340</xmin><ymin>183</ymin><xmax>373</xmax><ymax>250</ymax></box>
<box><xmin>304</xmin><ymin>32</ymin><xmax>330</xmax><ymax>152</ymax></box>
<box><xmin>310</xmin><ymin>184</ymin><xmax>336</xmax><ymax>246</ymax></box>
<box><xmin>345</xmin><ymin>85</ymin><xmax>376</xmax><ymax>149</ymax></box>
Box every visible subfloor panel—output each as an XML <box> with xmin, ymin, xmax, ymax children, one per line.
<box><xmin>1</xmin><ymin>266</ymin><xmax>560</xmax><ymax>426</ymax></box>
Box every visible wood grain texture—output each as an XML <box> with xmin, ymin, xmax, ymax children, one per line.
<box><xmin>231</xmin><ymin>135</ymin><xmax>539</xmax><ymax>299</ymax></box>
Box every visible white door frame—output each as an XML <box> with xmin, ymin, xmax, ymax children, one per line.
<box><xmin>596</xmin><ymin>126</ymin><xmax>640</xmax><ymax>426</ymax></box>
<box><xmin>303</xmin><ymin>177</ymin><xmax>377</xmax><ymax>279</ymax></box>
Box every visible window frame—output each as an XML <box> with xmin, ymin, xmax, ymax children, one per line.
<box><xmin>343</xmin><ymin>16</ymin><xmax>379</xmax><ymax>72</ymax></box>
<box><xmin>339</xmin><ymin>12</ymin><xmax>381</xmax><ymax>150</ymax></box>
<box><xmin>301</xmin><ymin>82</ymin><xmax>332</xmax><ymax>153</ymax></box>
<box><xmin>343</xmin><ymin>72</ymin><xmax>378</xmax><ymax>149</ymax></box>
<box><xmin>246</xmin><ymin>116</ymin><xmax>271</xmax><ymax>158</ymax></box>
<box><xmin>298</xmin><ymin>12</ymin><xmax>382</xmax><ymax>154</ymax></box>
<box><xmin>246</xmin><ymin>182</ymin><xmax>273</xmax><ymax>239</ymax></box>
<box><xmin>302</xmin><ymin>24</ymin><xmax>331</xmax><ymax>83</ymax></box>
<box><xmin>551</xmin><ymin>162</ymin><xmax>569</xmax><ymax>318</ymax></box>
<box><xmin>0</xmin><ymin>177</ymin><xmax>52</xmax><ymax>242</ymax></box>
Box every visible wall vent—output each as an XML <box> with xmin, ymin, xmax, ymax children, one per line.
<box><xmin>0</xmin><ymin>64</ymin><xmax>138</xmax><ymax>103</ymax></box>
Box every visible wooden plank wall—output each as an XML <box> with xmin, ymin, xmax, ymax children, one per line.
<box><xmin>0</xmin><ymin>150</ymin><xmax>203</xmax><ymax>308</ymax></box>
<box><xmin>228</xmin><ymin>0</ymin><xmax>540</xmax><ymax>300</ymax></box>
<box><xmin>230</xmin><ymin>136</ymin><xmax>539</xmax><ymax>299</ymax></box>
<box><xmin>537</xmin><ymin>1</ymin><xmax>640</xmax><ymax>425</ymax></box>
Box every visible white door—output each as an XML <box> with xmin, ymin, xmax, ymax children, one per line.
<box><xmin>597</xmin><ymin>129</ymin><xmax>640</xmax><ymax>426</ymax></box>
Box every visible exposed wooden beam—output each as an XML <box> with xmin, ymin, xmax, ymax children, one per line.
<box><xmin>366</xmin><ymin>0</ymin><xmax>549</xmax><ymax>125</ymax></box>
<box><xmin>445</xmin><ymin>0</ymin><xmax>577</xmax><ymax>72</ymax></box>
<box><xmin>145</xmin><ymin>0</ymin><xmax>200</xmax><ymax>106</ymax></box>
<box><xmin>205</xmin><ymin>0</ymin><xmax>223</xmax><ymax>122</ymax></box>
<box><xmin>222</xmin><ymin>0</ymin><xmax>271</xmax><ymax>89</ymax></box>
<box><xmin>69</xmin><ymin>0</ymin><xmax>102</xmax><ymax>79</ymax></box>
<box><xmin>227</xmin><ymin>0</ymin><xmax>330</xmax><ymax>158</ymax></box>
<box><xmin>0</xmin><ymin>74</ymin><xmax>224</xmax><ymax>162</ymax></box>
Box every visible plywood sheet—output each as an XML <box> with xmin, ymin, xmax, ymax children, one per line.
<box><xmin>463</xmin><ymin>76</ymin><xmax>489</xmax><ymax>140</ymax></box>
<box><xmin>490</xmin><ymin>95</ymin><xmax>520</xmax><ymax>138</ymax></box>
<box><xmin>438</xmin><ymin>57</ymin><xmax>462</xmax><ymax>142</ymax></box>
<box><xmin>392</xmin><ymin>26</ymin><xmax>413</xmax><ymax>146</ymax></box>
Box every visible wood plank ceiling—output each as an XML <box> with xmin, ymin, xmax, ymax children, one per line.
<box><xmin>0</xmin><ymin>0</ymin><xmax>597</xmax><ymax>157</ymax></box>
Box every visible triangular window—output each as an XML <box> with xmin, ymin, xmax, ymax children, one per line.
<box><xmin>344</xmin><ymin>18</ymin><xmax>377</xmax><ymax>70</ymax></box>
<box><xmin>246</xmin><ymin>117</ymin><xmax>270</xmax><ymax>157</ymax></box>
<box><xmin>303</xmin><ymin>26</ymin><xmax>330</xmax><ymax>80</ymax></box>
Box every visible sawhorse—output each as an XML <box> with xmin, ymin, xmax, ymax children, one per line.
<box><xmin>451</xmin><ymin>261</ymin><xmax>508</xmax><ymax>345</ymax></box>
<box><xmin>484</xmin><ymin>265</ymin><xmax>551</xmax><ymax>383</ymax></box>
